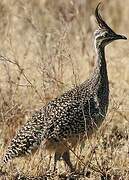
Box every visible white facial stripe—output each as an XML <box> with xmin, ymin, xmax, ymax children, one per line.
<box><xmin>95</xmin><ymin>30</ymin><xmax>108</xmax><ymax>39</ymax></box>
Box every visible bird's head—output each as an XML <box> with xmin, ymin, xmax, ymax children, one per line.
<box><xmin>94</xmin><ymin>3</ymin><xmax>127</xmax><ymax>49</ymax></box>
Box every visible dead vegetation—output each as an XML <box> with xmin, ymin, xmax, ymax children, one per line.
<box><xmin>0</xmin><ymin>0</ymin><xmax>129</xmax><ymax>179</ymax></box>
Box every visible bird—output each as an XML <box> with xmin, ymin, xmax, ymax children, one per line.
<box><xmin>1</xmin><ymin>3</ymin><xmax>127</xmax><ymax>173</ymax></box>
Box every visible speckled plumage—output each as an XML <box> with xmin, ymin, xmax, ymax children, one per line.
<box><xmin>2</xmin><ymin>4</ymin><xmax>127</xmax><ymax>171</ymax></box>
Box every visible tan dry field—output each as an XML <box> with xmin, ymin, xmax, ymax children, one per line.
<box><xmin>0</xmin><ymin>0</ymin><xmax>129</xmax><ymax>179</ymax></box>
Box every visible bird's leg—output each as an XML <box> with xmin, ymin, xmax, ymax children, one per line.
<box><xmin>47</xmin><ymin>154</ymin><xmax>52</xmax><ymax>170</ymax></box>
<box><xmin>53</xmin><ymin>152</ymin><xmax>61</xmax><ymax>172</ymax></box>
<box><xmin>62</xmin><ymin>151</ymin><xmax>74</xmax><ymax>172</ymax></box>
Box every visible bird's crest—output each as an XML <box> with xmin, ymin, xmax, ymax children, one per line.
<box><xmin>95</xmin><ymin>3</ymin><xmax>114</xmax><ymax>33</ymax></box>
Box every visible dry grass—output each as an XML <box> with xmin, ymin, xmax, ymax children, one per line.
<box><xmin>0</xmin><ymin>0</ymin><xmax>129</xmax><ymax>179</ymax></box>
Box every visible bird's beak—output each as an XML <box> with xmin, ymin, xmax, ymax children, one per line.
<box><xmin>115</xmin><ymin>34</ymin><xmax>127</xmax><ymax>40</ymax></box>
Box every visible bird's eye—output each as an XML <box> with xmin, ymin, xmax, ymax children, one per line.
<box><xmin>103</xmin><ymin>32</ymin><xmax>108</xmax><ymax>37</ymax></box>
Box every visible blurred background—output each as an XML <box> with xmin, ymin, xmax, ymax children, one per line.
<box><xmin>0</xmin><ymin>0</ymin><xmax>129</xmax><ymax>179</ymax></box>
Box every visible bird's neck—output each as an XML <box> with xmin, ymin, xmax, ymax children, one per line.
<box><xmin>94</xmin><ymin>46</ymin><xmax>108</xmax><ymax>81</ymax></box>
<box><xmin>89</xmin><ymin>46</ymin><xmax>109</xmax><ymax>92</ymax></box>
